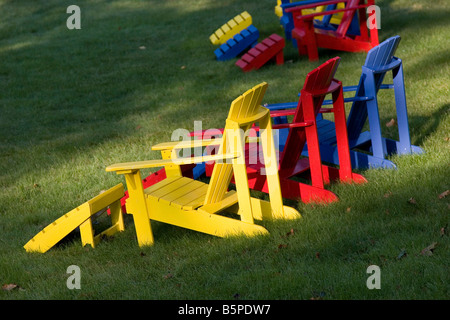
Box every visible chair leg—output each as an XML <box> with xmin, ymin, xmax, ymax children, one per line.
<box><xmin>259</xmin><ymin>113</ymin><xmax>287</xmax><ymax>219</ymax></box>
<box><xmin>303</xmin><ymin>20</ymin><xmax>319</xmax><ymax>61</ymax></box>
<box><xmin>275</xmin><ymin>50</ymin><xmax>284</xmax><ymax>65</ymax></box>
<box><xmin>364</xmin><ymin>73</ymin><xmax>387</xmax><ymax>160</ymax></box>
<box><xmin>392</xmin><ymin>63</ymin><xmax>412</xmax><ymax>154</ymax></box>
<box><xmin>332</xmin><ymin>85</ymin><xmax>353</xmax><ymax>181</ymax></box>
<box><xmin>306</xmin><ymin>43</ymin><xmax>319</xmax><ymax>62</ymax></box>
<box><xmin>124</xmin><ymin>171</ymin><xmax>154</xmax><ymax>247</ymax></box>
<box><xmin>302</xmin><ymin>94</ymin><xmax>325</xmax><ymax>189</ymax></box>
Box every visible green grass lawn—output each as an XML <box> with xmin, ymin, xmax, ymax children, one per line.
<box><xmin>0</xmin><ymin>0</ymin><xmax>448</xmax><ymax>300</ymax></box>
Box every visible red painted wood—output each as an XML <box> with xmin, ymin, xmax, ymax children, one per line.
<box><xmin>287</xmin><ymin>0</ymin><xmax>379</xmax><ymax>61</ymax></box>
<box><xmin>273</xmin><ymin>56</ymin><xmax>366</xmax><ymax>202</ymax></box>
<box><xmin>195</xmin><ymin>58</ymin><xmax>366</xmax><ymax>203</ymax></box>
<box><xmin>236</xmin><ymin>34</ymin><xmax>285</xmax><ymax>71</ymax></box>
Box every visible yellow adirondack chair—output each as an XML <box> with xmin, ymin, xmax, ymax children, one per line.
<box><xmin>106</xmin><ymin>82</ymin><xmax>300</xmax><ymax>247</ymax></box>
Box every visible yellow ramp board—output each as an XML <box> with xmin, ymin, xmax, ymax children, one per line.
<box><xmin>209</xmin><ymin>11</ymin><xmax>252</xmax><ymax>45</ymax></box>
<box><xmin>24</xmin><ymin>184</ymin><xmax>125</xmax><ymax>253</ymax></box>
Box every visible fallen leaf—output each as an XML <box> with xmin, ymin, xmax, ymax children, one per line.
<box><xmin>139</xmin><ymin>46</ymin><xmax>146</xmax><ymax>50</ymax></box>
<box><xmin>33</xmin><ymin>183</ymin><xmax>40</xmax><ymax>188</ymax></box>
<box><xmin>346</xmin><ymin>207</ymin><xmax>351</xmax><ymax>213</ymax></box>
<box><xmin>384</xmin><ymin>191</ymin><xmax>393</xmax><ymax>198</ymax></box>
<box><xmin>180</xmin><ymin>65</ymin><xmax>186</xmax><ymax>70</ymax></box>
<box><xmin>315</xmin><ymin>252</ymin><xmax>320</xmax><ymax>259</ymax></box>
<box><xmin>440</xmin><ymin>226</ymin><xmax>447</xmax><ymax>237</ymax></box>
<box><xmin>2</xmin><ymin>283</ymin><xmax>23</xmax><ymax>291</ymax></box>
<box><xmin>277</xmin><ymin>244</ymin><xmax>288</xmax><ymax>249</ymax></box>
<box><xmin>386</xmin><ymin>118</ymin><xmax>396</xmax><ymax>127</ymax></box>
<box><xmin>163</xmin><ymin>273</ymin><xmax>173</xmax><ymax>279</ymax></box>
<box><xmin>407</xmin><ymin>197</ymin><xmax>417</xmax><ymax>205</ymax></box>
<box><xmin>420</xmin><ymin>242</ymin><xmax>437</xmax><ymax>256</ymax></box>
<box><xmin>438</xmin><ymin>190</ymin><xmax>449</xmax><ymax>199</ymax></box>
<box><xmin>286</xmin><ymin>228</ymin><xmax>295</xmax><ymax>236</ymax></box>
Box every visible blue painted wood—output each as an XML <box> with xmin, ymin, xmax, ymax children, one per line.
<box><xmin>214</xmin><ymin>25</ymin><xmax>259</xmax><ymax>61</ymax></box>
<box><xmin>279</xmin><ymin>0</ymin><xmax>360</xmax><ymax>47</ymax></box>
<box><xmin>266</xmin><ymin>36</ymin><xmax>424</xmax><ymax>169</ymax></box>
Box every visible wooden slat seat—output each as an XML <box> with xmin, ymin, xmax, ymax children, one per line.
<box><xmin>144</xmin><ymin>177</ymin><xmax>208</xmax><ymax>210</ymax></box>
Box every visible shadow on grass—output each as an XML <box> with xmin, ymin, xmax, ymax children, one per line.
<box><xmin>0</xmin><ymin>1</ymin><xmax>258</xmax><ymax>183</ymax></box>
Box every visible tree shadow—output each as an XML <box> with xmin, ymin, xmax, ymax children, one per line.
<box><xmin>0</xmin><ymin>1</ymin><xmax>243</xmax><ymax>186</ymax></box>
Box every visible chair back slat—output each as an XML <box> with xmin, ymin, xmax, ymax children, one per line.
<box><xmin>336</xmin><ymin>0</ymin><xmax>360</xmax><ymax>37</ymax></box>
<box><xmin>204</xmin><ymin>83</ymin><xmax>268</xmax><ymax>205</ymax></box>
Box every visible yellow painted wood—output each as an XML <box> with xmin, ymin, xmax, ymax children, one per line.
<box><xmin>106</xmin><ymin>153</ymin><xmax>237</xmax><ymax>173</ymax></box>
<box><xmin>152</xmin><ymin>138</ymin><xmax>223</xmax><ymax>151</ymax></box>
<box><xmin>145</xmin><ymin>176</ymin><xmax>182</xmax><ymax>194</ymax></box>
<box><xmin>209</xmin><ymin>11</ymin><xmax>252</xmax><ymax>45</ymax></box>
<box><xmin>146</xmin><ymin>196</ymin><xmax>268</xmax><ymax>238</ymax></box>
<box><xmin>157</xmin><ymin>179</ymin><xmax>206</xmax><ymax>208</ymax></box>
<box><xmin>274</xmin><ymin>1</ymin><xmax>345</xmax><ymax>24</ymax></box>
<box><xmin>106</xmin><ymin>82</ymin><xmax>300</xmax><ymax>247</ymax></box>
<box><xmin>227</xmin><ymin>122</ymin><xmax>254</xmax><ymax>224</ymax></box>
<box><xmin>149</xmin><ymin>176</ymin><xmax>192</xmax><ymax>199</ymax></box>
<box><xmin>258</xmin><ymin>110</ymin><xmax>286</xmax><ymax>219</ymax></box>
<box><xmin>275</xmin><ymin>0</ymin><xmax>283</xmax><ymax>17</ymax></box>
<box><xmin>87</xmin><ymin>183</ymin><xmax>126</xmax><ymax>215</ymax></box>
<box><xmin>160</xmin><ymin>149</ymin><xmax>182</xmax><ymax>178</ymax></box>
<box><xmin>170</xmin><ymin>184</ymin><xmax>209</xmax><ymax>210</ymax></box>
<box><xmin>24</xmin><ymin>184</ymin><xmax>125</xmax><ymax>253</ymax></box>
<box><xmin>198</xmin><ymin>191</ymin><xmax>238</xmax><ymax>214</ymax></box>
<box><xmin>79</xmin><ymin>217</ymin><xmax>95</xmax><ymax>248</ymax></box>
<box><xmin>124</xmin><ymin>171</ymin><xmax>154</xmax><ymax>247</ymax></box>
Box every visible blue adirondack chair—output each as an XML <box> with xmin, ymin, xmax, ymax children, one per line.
<box><xmin>266</xmin><ymin>35</ymin><xmax>424</xmax><ymax>169</ymax></box>
<box><xmin>279</xmin><ymin>0</ymin><xmax>360</xmax><ymax>48</ymax></box>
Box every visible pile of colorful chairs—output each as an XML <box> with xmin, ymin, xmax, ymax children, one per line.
<box><xmin>24</xmin><ymin>1</ymin><xmax>423</xmax><ymax>253</ymax></box>
<box><xmin>211</xmin><ymin>0</ymin><xmax>380</xmax><ymax>69</ymax></box>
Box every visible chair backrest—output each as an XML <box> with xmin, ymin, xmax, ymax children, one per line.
<box><xmin>283</xmin><ymin>0</ymin><xmax>340</xmax><ymax>30</ymax></box>
<box><xmin>203</xmin><ymin>83</ymin><xmax>268</xmax><ymax>205</ymax></box>
<box><xmin>335</xmin><ymin>0</ymin><xmax>360</xmax><ymax>37</ymax></box>
<box><xmin>321</xmin><ymin>3</ymin><xmax>338</xmax><ymax>25</ymax></box>
<box><xmin>364</xmin><ymin>35</ymin><xmax>401</xmax><ymax>87</ymax></box>
<box><xmin>346</xmin><ymin>36</ymin><xmax>401</xmax><ymax>140</ymax></box>
<box><xmin>280</xmin><ymin>57</ymin><xmax>341</xmax><ymax>170</ymax></box>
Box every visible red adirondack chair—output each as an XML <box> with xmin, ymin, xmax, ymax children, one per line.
<box><xmin>198</xmin><ymin>57</ymin><xmax>366</xmax><ymax>203</ymax></box>
<box><xmin>286</xmin><ymin>0</ymin><xmax>379</xmax><ymax>61</ymax></box>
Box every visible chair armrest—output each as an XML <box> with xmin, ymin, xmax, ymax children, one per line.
<box><xmin>264</xmin><ymin>102</ymin><xmax>298</xmax><ymax>111</ymax></box>
<box><xmin>286</xmin><ymin>1</ymin><xmax>369</xmax><ymax>22</ymax></box>
<box><xmin>106</xmin><ymin>153</ymin><xmax>239</xmax><ymax>173</ymax></box>
<box><xmin>292</xmin><ymin>5</ymin><xmax>369</xmax><ymax>22</ymax></box>
<box><xmin>151</xmin><ymin>138</ymin><xmax>223</xmax><ymax>151</ymax></box>
<box><xmin>284</xmin><ymin>0</ymin><xmax>347</xmax><ymax>13</ymax></box>
<box><xmin>363</xmin><ymin>57</ymin><xmax>403</xmax><ymax>74</ymax></box>
<box><xmin>270</xmin><ymin>110</ymin><xmax>296</xmax><ymax>117</ymax></box>
<box><xmin>273</xmin><ymin>121</ymin><xmax>314</xmax><ymax>129</ymax></box>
